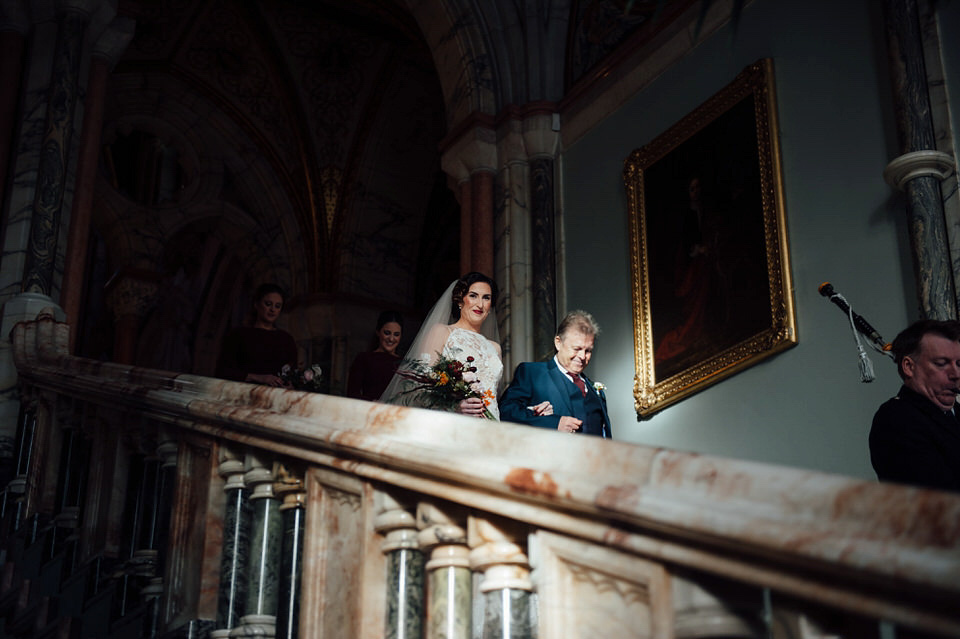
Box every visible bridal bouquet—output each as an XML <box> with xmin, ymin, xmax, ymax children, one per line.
<box><xmin>395</xmin><ymin>353</ymin><xmax>495</xmax><ymax>419</ymax></box>
<box><xmin>279</xmin><ymin>364</ymin><xmax>324</xmax><ymax>392</ymax></box>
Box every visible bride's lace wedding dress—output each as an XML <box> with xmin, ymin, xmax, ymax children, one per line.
<box><xmin>387</xmin><ymin>323</ymin><xmax>503</xmax><ymax>419</ymax></box>
<box><xmin>430</xmin><ymin>326</ymin><xmax>502</xmax><ymax>420</ymax></box>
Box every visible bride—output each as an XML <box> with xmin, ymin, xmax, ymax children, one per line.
<box><xmin>381</xmin><ymin>272</ymin><xmax>503</xmax><ymax>418</ymax></box>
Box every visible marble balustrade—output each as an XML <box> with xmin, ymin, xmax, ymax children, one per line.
<box><xmin>4</xmin><ymin>310</ymin><xmax>960</xmax><ymax>638</ymax></box>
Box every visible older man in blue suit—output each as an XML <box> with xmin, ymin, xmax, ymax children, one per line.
<box><xmin>500</xmin><ymin>310</ymin><xmax>612</xmax><ymax>438</ymax></box>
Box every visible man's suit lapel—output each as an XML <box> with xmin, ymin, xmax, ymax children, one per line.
<box><xmin>546</xmin><ymin>364</ymin><xmax>575</xmax><ymax>416</ymax></box>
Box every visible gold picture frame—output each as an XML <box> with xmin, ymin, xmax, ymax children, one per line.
<box><xmin>624</xmin><ymin>59</ymin><xmax>796</xmax><ymax>418</ymax></box>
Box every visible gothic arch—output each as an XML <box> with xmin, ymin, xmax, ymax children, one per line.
<box><xmin>401</xmin><ymin>0</ymin><xmax>499</xmax><ymax>124</ymax></box>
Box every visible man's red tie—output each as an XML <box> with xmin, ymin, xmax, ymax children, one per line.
<box><xmin>570</xmin><ymin>372</ymin><xmax>587</xmax><ymax>396</ymax></box>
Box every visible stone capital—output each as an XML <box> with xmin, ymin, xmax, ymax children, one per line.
<box><xmin>883</xmin><ymin>150</ymin><xmax>955</xmax><ymax>190</ymax></box>
<box><xmin>521</xmin><ymin>111</ymin><xmax>560</xmax><ymax>158</ymax></box>
<box><xmin>55</xmin><ymin>0</ymin><xmax>108</xmax><ymax>18</ymax></box>
<box><xmin>468</xmin><ymin>515</ymin><xmax>532</xmax><ymax>592</ymax></box>
<box><xmin>274</xmin><ymin>462</ymin><xmax>306</xmax><ymax>510</ymax></box>
<box><xmin>497</xmin><ymin>117</ymin><xmax>527</xmax><ymax>167</ymax></box>
<box><xmin>374</xmin><ymin>490</ymin><xmax>419</xmax><ymax>551</ymax></box>
<box><xmin>104</xmin><ymin>269</ymin><xmax>160</xmax><ymax>319</ymax></box>
<box><xmin>440</xmin><ymin>117</ymin><xmax>498</xmax><ymax>180</ymax></box>
<box><xmin>92</xmin><ymin>15</ymin><xmax>134</xmax><ymax>67</ymax></box>
<box><xmin>0</xmin><ymin>0</ymin><xmax>30</xmax><ymax>34</ymax></box>
<box><xmin>416</xmin><ymin>500</ymin><xmax>468</xmax><ymax>548</ymax></box>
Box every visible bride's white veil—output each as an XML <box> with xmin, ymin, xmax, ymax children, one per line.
<box><xmin>380</xmin><ymin>277</ymin><xmax>500</xmax><ymax>403</ymax></box>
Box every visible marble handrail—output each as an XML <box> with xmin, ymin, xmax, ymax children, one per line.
<box><xmin>12</xmin><ymin>311</ymin><xmax>960</xmax><ymax>634</ymax></box>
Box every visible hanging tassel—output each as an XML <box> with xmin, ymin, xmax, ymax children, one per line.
<box><xmin>832</xmin><ymin>291</ymin><xmax>876</xmax><ymax>383</ymax></box>
<box><xmin>858</xmin><ymin>346</ymin><xmax>875</xmax><ymax>382</ymax></box>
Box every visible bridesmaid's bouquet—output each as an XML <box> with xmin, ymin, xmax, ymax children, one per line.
<box><xmin>395</xmin><ymin>353</ymin><xmax>495</xmax><ymax>419</ymax></box>
<box><xmin>279</xmin><ymin>364</ymin><xmax>324</xmax><ymax>392</ymax></box>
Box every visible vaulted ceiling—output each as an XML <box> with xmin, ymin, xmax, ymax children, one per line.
<box><xmin>93</xmin><ymin>0</ymin><xmax>690</xmax><ymax>309</ymax></box>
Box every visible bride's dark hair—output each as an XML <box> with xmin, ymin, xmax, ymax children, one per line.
<box><xmin>450</xmin><ymin>272</ymin><xmax>499</xmax><ymax>320</ymax></box>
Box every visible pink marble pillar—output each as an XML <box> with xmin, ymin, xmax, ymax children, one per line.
<box><xmin>470</xmin><ymin>170</ymin><xmax>495</xmax><ymax>277</ymax></box>
<box><xmin>0</xmin><ymin>26</ymin><xmax>26</xmax><ymax>206</ymax></box>
<box><xmin>62</xmin><ymin>57</ymin><xmax>109</xmax><ymax>352</ymax></box>
<box><xmin>105</xmin><ymin>271</ymin><xmax>159</xmax><ymax>366</ymax></box>
<box><xmin>459</xmin><ymin>179</ymin><xmax>473</xmax><ymax>277</ymax></box>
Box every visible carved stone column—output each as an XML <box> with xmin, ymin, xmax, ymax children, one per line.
<box><xmin>21</xmin><ymin>1</ymin><xmax>92</xmax><ymax>295</ymax></box>
<box><xmin>494</xmin><ymin>105</ymin><xmax>561</xmax><ymax>367</ymax></box>
<box><xmin>522</xmin><ymin>107</ymin><xmax>561</xmax><ymax>362</ymax></box>
<box><xmin>0</xmin><ymin>0</ymin><xmax>29</xmax><ymax>205</ymax></box>
<box><xmin>375</xmin><ymin>492</ymin><xmax>424</xmax><ymax>639</ymax></box>
<box><xmin>469</xmin><ymin>516</ymin><xmax>533</xmax><ymax>639</ymax></box>
<box><xmin>882</xmin><ymin>0</ymin><xmax>958</xmax><ymax>319</ymax></box>
<box><xmin>418</xmin><ymin>501</ymin><xmax>471</xmax><ymax>639</ymax></box>
<box><xmin>105</xmin><ymin>270</ymin><xmax>160</xmax><ymax>365</ymax></box>
<box><xmin>496</xmin><ymin>115</ymin><xmax>531</xmax><ymax>372</ymax></box>
<box><xmin>233</xmin><ymin>454</ymin><xmax>282</xmax><ymax>638</ymax></box>
<box><xmin>275</xmin><ymin>463</ymin><xmax>306</xmax><ymax>639</ymax></box>
<box><xmin>213</xmin><ymin>446</ymin><xmax>250</xmax><ymax>639</ymax></box>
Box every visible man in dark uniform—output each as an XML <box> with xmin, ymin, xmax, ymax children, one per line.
<box><xmin>870</xmin><ymin>319</ymin><xmax>960</xmax><ymax>492</ymax></box>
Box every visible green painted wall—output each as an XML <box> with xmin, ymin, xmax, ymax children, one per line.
<box><xmin>559</xmin><ymin>0</ymin><xmax>937</xmax><ymax>479</ymax></box>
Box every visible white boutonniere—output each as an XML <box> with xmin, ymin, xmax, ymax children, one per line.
<box><xmin>593</xmin><ymin>381</ymin><xmax>606</xmax><ymax>392</ymax></box>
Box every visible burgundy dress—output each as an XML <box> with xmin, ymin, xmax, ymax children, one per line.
<box><xmin>347</xmin><ymin>351</ymin><xmax>400</xmax><ymax>401</ymax></box>
<box><xmin>215</xmin><ymin>326</ymin><xmax>297</xmax><ymax>382</ymax></box>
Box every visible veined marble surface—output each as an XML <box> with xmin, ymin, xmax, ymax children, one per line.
<box><xmin>12</xmin><ymin>312</ymin><xmax>960</xmax><ymax>634</ymax></box>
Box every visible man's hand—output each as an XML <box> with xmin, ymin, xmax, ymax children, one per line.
<box><xmin>557</xmin><ymin>416</ymin><xmax>581</xmax><ymax>433</ymax></box>
<box><xmin>529</xmin><ymin>400</ymin><xmax>553</xmax><ymax>416</ymax></box>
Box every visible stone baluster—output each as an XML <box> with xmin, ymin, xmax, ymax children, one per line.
<box><xmin>141</xmin><ymin>434</ymin><xmax>177</xmax><ymax>637</ymax></box>
<box><xmin>131</xmin><ymin>457</ymin><xmax>162</xmax><ymax>580</ymax></box>
<box><xmin>50</xmin><ymin>398</ymin><xmax>89</xmax><ymax>571</ymax></box>
<box><xmin>275</xmin><ymin>463</ymin><xmax>306</xmax><ymax>639</ymax></box>
<box><xmin>767</xmin><ymin>590</ymin><xmax>878</xmax><ymax>638</ymax></box>
<box><xmin>418</xmin><ymin>501</ymin><xmax>471</xmax><ymax>639</ymax></box>
<box><xmin>374</xmin><ymin>492</ymin><xmax>424</xmax><ymax>639</ymax></box>
<box><xmin>671</xmin><ymin>571</ymin><xmax>765</xmax><ymax>638</ymax></box>
<box><xmin>114</xmin><ymin>448</ymin><xmax>158</xmax><ymax>618</ymax></box>
<box><xmin>154</xmin><ymin>436</ymin><xmax>178</xmax><ymax>565</ymax></box>
<box><xmin>212</xmin><ymin>446</ymin><xmax>250</xmax><ymax>639</ymax></box>
<box><xmin>5</xmin><ymin>395</ymin><xmax>36</xmax><ymax>535</ymax></box>
<box><xmin>232</xmin><ymin>454</ymin><xmax>282</xmax><ymax>638</ymax></box>
<box><xmin>469</xmin><ymin>516</ymin><xmax>534</xmax><ymax>639</ymax></box>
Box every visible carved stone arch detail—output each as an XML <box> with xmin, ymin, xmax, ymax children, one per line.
<box><xmin>100</xmin><ymin>72</ymin><xmax>309</xmax><ymax>293</ymax></box>
<box><xmin>401</xmin><ymin>0</ymin><xmax>498</xmax><ymax>126</ymax></box>
<box><xmin>99</xmin><ymin>113</ymin><xmax>215</xmax><ymax>209</ymax></box>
